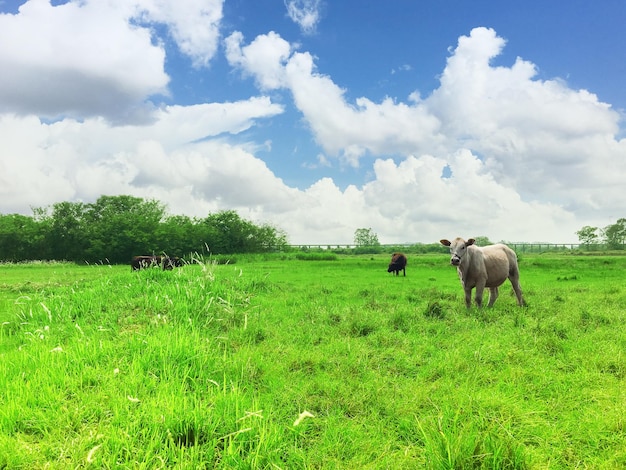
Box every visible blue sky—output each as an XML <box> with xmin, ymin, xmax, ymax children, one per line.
<box><xmin>0</xmin><ymin>0</ymin><xmax>624</xmax><ymax>244</ymax></box>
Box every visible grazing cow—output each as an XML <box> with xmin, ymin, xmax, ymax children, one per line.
<box><xmin>131</xmin><ymin>255</ymin><xmax>182</xmax><ymax>271</ymax></box>
<box><xmin>162</xmin><ymin>256</ymin><xmax>183</xmax><ymax>270</ymax></box>
<box><xmin>387</xmin><ymin>252</ymin><xmax>407</xmax><ymax>276</ymax></box>
<box><xmin>131</xmin><ymin>255</ymin><xmax>161</xmax><ymax>271</ymax></box>
<box><xmin>440</xmin><ymin>237</ymin><xmax>525</xmax><ymax>308</ymax></box>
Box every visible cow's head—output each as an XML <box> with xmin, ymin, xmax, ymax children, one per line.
<box><xmin>440</xmin><ymin>237</ymin><xmax>475</xmax><ymax>266</ymax></box>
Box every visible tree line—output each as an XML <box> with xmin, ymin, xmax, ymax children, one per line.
<box><xmin>0</xmin><ymin>195</ymin><xmax>288</xmax><ymax>263</ymax></box>
<box><xmin>576</xmin><ymin>218</ymin><xmax>626</xmax><ymax>249</ymax></box>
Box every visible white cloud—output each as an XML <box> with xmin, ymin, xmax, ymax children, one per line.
<box><xmin>0</xmin><ymin>0</ymin><xmax>224</xmax><ymax>122</ymax></box>
<box><xmin>132</xmin><ymin>0</ymin><xmax>224</xmax><ymax>68</ymax></box>
<box><xmin>224</xmin><ymin>31</ymin><xmax>292</xmax><ymax>90</ymax></box>
<box><xmin>225</xmin><ymin>31</ymin><xmax>444</xmax><ymax>164</ymax></box>
<box><xmin>360</xmin><ymin>152</ymin><xmax>577</xmax><ymax>244</ymax></box>
<box><xmin>0</xmin><ymin>0</ymin><xmax>169</xmax><ymax>122</ymax></box>
<box><xmin>0</xmin><ymin>96</ymin><xmax>284</xmax><ymax>214</ymax></box>
<box><xmin>150</xmin><ymin>98</ymin><xmax>285</xmax><ymax>147</ymax></box>
<box><xmin>300</xmin><ymin>153</ymin><xmax>332</xmax><ymax>169</ymax></box>
<box><xmin>284</xmin><ymin>0</ymin><xmax>321</xmax><ymax>35</ymax></box>
<box><xmin>391</xmin><ymin>64</ymin><xmax>412</xmax><ymax>74</ymax></box>
<box><xmin>284</xmin><ymin>51</ymin><xmax>444</xmax><ymax>165</ymax></box>
<box><xmin>428</xmin><ymin>27</ymin><xmax>626</xmax><ymax>213</ymax></box>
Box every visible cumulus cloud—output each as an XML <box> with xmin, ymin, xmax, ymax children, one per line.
<box><xmin>133</xmin><ymin>0</ymin><xmax>224</xmax><ymax>68</ymax></box>
<box><xmin>0</xmin><ymin>0</ymin><xmax>224</xmax><ymax>123</ymax></box>
<box><xmin>361</xmin><ymin>152</ymin><xmax>576</xmax><ymax>243</ymax></box>
<box><xmin>226</xmin><ymin>26</ymin><xmax>625</xmax><ymax>237</ymax></box>
<box><xmin>224</xmin><ymin>31</ymin><xmax>292</xmax><ymax>90</ymax></box>
<box><xmin>0</xmin><ymin>97</ymin><xmax>284</xmax><ymax>213</ymax></box>
<box><xmin>0</xmin><ymin>0</ymin><xmax>168</xmax><ymax>122</ymax></box>
<box><xmin>226</xmin><ymin>32</ymin><xmax>445</xmax><ymax>165</ymax></box>
<box><xmin>284</xmin><ymin>0</ymin><xmax>321</xmax><ymax>35</ymax></box>
<box><xmin>428</xmin><ymin>27</ymin><xmax>626</xmax><ymax>211</ymax></box>
<box><xmin>284</xmin><ymin>52</ymin><xmax>444</xmax><ymax>165</ymax></box>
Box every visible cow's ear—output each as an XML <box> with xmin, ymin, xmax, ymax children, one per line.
<box><xmin>440</xmin><ymin>239</ymin><xmax>451</xmax><ymax>246</ymax></box>
<box><xmin>467</xmin><ymin>238</ymin><xmax>476</xmax><ymax>246</ymax></box>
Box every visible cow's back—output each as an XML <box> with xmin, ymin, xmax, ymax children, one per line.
<box><xmin>391</xmin><ymin>253</ymin><xmax>407</xmax><ymax>267</ymax></box>
<box><xmin>131</xmin><ymin>255</ymin><xmax>161</xmax><ymax>270</ymax></box>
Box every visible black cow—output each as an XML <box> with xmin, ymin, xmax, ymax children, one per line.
<box><xmin>131</xmin><ymin>255</ymin><xmax>182</xmax><ymax>271</ymax></box>
<box><xmin>387</xmin><ymin>252</ymin><xmax>407</xmax><ymax>276</ymax></box>
<box><xmin>131</xmin><ymin>255</ymin><xmax>161</xmax><ymax>270</ymax></box>
<box><xmin>162</xmin><ymin>256</ymin><xmax>183</xmax><ymax>270</ymax></box>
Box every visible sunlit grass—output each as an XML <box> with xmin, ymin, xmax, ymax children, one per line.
<box><xmin>0</xmin><ymin>254</ymin><xmax>624</xmax><ymax>468</ymax></box>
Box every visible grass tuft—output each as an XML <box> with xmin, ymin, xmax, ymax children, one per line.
<box><xmin>424</xmin><ymin>300</ymin><xmax>446</xmax><ymax>319</ymax></box>
<box><xmin>418</xmin><ymin>407</ymin><xmax>529</xmax><ymax>470</ymax></box>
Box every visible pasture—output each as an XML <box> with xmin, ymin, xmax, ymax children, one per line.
<box><xmin>0</xmin><ymin>253</ymin><xmax>624</xmax><ymax>468</ymax></box>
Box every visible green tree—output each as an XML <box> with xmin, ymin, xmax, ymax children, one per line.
<box><xmin>0</xmin><ymin>214</ymin><xmax>44</xmax><ymax>261</ymax></box>
<box><xmin>472</xmin><ymin>236</ymin><xmax>493</xmax><ymax>247</ymax></box>
<box><xmin>155</xmin><ymin>214</ymin><xmax>200</xmax><ymax>256</ymax></box>
<box><xmin>576</xmin><ymin>225</ymin><xmax>599</xmax><ymax>247</ymax></box>
<box><xmin>201</xmin><ymin>210</ymin><xmax>247</xmax><ymax>253</ymax></box>
<box><xmin>354</xmin><ymin>228</ymin><xmax>380</xmax><ymax>247</ymax></box>
<box><xmin>43</xmin><ymin>201</ymin><xmax>87</xmax><ymax>261</ymax></box>
<box><xmin>82</xmin><ymin>195</ymin><xmax>167</xmax><ymax>263</ymax></box>
<box><xmin>200</xmin><ymin>210</ymin><xmax>288</xmax><ymax>253</ymax></box>
<box><xmin>602</xmin><ymin>218</ymin><xmax>626</xmax><ymax>249</ymax></box>
<box><xmin>255</xmin><ymin>223</ymin><xmax>289</xmax><ymax>251</ymax></box>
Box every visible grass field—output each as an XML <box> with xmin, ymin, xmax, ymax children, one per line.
<box><xmin>0</xmin><ymin>253</ymin><xmax>624</xmax><ymax>469</ymax></box>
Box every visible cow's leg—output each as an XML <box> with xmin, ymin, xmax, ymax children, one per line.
<box><xmin>509</xmin><ymin>275</ymin><xmax>525</xmax><ymax>306</ymax></box>
<box><xmin>464</xmin><ymin>288</ymin><xmax>473</xmax><ymax>308</ymax></box>
<box><xmin>474</xmin><ymin>282</ymin><xmax>486</xmax><ymax>308</ymax></box>
<box><xmin>487</xmin><ymin>287</ymin><xmax>499</xmax><ymax>307</ymax></box>
<box><xmin>402</xmin><ymin>267</ymin><xmax>406</xmax><ymax>277</ymax></box>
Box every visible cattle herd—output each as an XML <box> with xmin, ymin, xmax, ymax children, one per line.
<box><xmin>131</xmin><ymin>237</ymin><xmax>526</xmax><ymax>309</ymax></box>
<box><xmin>388</xmin><ymin>237</ymin><xmax>526</xmax><ymax>309</ymax></box>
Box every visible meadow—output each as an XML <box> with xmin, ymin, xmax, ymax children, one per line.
<box><xmin>0</xmin><ymin>252</ymin><xmax>624</xmax><ymax>469</ymax></box>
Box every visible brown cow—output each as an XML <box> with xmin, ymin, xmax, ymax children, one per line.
<box><xmin>387</xmin><ymin>252</ymin><xmax>407</xmax><ymax>276</ymax></box>
<box><xmin>440</xmin><ymin>237</ymin><xmax>525</xmax><ymax>308</ymax></box>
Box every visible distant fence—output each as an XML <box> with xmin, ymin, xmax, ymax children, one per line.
<box><xmin>286</xmin><ymin>243</ymin><xmax>625</xmax><ymax>253</ymax></box>
<box><xmin>509</xmin><ymin>243</ymin><xmax>580</xmax><ymax>253</ymax></box>
<box><xmin>508</xmin><ymin>243</ymin><xmax>625</xmax><ymax>253</ymax></box>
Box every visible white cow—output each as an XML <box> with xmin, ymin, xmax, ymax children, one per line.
<box><xmin>440</xmin><ymin>237</ymin><xmax>525</xmax><ymax>308</ymax></box>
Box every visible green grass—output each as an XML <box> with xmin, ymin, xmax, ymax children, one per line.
<box><xmin>0</xmin><ymin>254</ymin><xmax>624</xmax><ymax>468</ymax></box>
